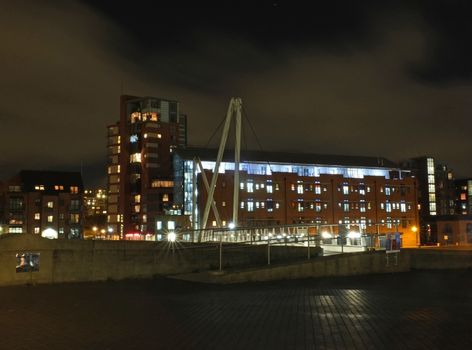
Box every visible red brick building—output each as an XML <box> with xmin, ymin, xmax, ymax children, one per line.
<box><xmin>175</xmin><ymin>148</ymin><xmax>420</xmax><ymax>247</ymax></box>
<box><xmin>106</xmin><ymin>95</ymin><xmax>187</xmax><ymax>238</ymax></box>
<box><xmin>0</xmin><ymin>171</ymin><xmax>83</xmax><ymax>239</ymax></box>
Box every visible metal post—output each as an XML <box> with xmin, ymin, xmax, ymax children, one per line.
<box><xmin>201</xmin><ymin>98</ymin><xmax>235</xmax><ymax>230</ymax></box>
<box><xmin>219</xmin><ymin>233</ymin><xmax>223</xmax><ymax>272</ymax></box>
<box><xmin>307</xmin><ymin>232</ymin><xmax>311</xmax><ymax>259</ymax></box>
<box><xmin>192</xmin><ymin>158</ymin><xmax>198</xmax><ymax>232</ymax></box>
<box><xmin>196</xmin><ymin>159</ymin><xmax>222</xmax><ymax>227</ymax></box>
<box><xmin>233</xmin><ymin>98</ymin><xmax>242</xmax><ymax>227</ymax></box>
<box><xmin>376</xmin><ymin>224</ymin><xmax>380</xmax><ymax>249</ymax></box>
<box><xmin>267</xmin><ymin>237</ymin><xmax>271</xmax><ymax>265</ymax></box>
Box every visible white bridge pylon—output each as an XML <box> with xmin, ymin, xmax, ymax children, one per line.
<box><xmin>197</xmin><ymin>97</ymin><xmax>242</xmax><ymax>232</ymax></box>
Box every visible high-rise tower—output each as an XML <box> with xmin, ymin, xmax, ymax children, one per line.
<box><xmin>106</xmin><ymin>95</ymin><xmax>187</xmax><ymax>238</ymax></box>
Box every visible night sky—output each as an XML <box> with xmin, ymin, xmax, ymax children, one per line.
<box><xmin>1</xmin><ymin>0</ymin><xmax>472</xmax><ymax>187</ymax></box>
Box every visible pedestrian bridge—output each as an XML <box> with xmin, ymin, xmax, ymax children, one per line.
<box><xmin>162</xmin><ymin>223</ymin><xmax>407</xmax><ymax>253</ymax></box>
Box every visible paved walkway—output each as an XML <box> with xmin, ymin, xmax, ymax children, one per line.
<box><xmin>1</xmin><ymin>270</ymin><xmax>471</xmax><ymax>350</ymax></box>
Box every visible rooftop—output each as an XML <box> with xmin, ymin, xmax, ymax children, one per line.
<box><xmin>177</xmin><ymin>147</ymin><xmax>400</xmax><ymax>169</ymax></box>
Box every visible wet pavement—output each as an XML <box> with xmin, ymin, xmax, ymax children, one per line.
<box><xmin>1</xmin><ymin>270</ymin><xmax>471</xmax><ymax>350</ymax></box>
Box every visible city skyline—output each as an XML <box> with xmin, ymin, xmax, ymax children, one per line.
<box><xmin>2</xmin><ymin>0</ymin><xmax>472</xmax><ymax>187</ymax></box>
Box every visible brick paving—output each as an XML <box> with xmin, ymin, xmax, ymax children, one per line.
<box><xmin>1</xmin><ymin>270</ymin><xmax>472</xmax><ymax>350</ymax></box>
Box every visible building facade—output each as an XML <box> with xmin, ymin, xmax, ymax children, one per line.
<box><xmin>454</xmin><ymin>179</ymin><xmax>472</xmax><ymax>215</ymax></box>
<box><xmin>106</xmin><ymin>95</ymin><xmax>187</xmax><ymax>239</ymax></box>
<box><xmin>436</xmin><ymin>215</ymin><xmax>472</xmax><ymax>245</ymax></box>
<box><xmin>404</xmin><ymin>157</ymin><xmax>456</xmax><ymax>243</ymax></box>
<box><xmin>83</xmin><ymin>189</ymin><xmax>107</xmax><ymax>216</ymax></box>
<box><xmin>0</xmin><ymin>171</ymin><xmax>83</xmax><ymax>239</ymax></box>
<box><xmin>175</xmin><ymin>148</ymin><xmax>420</xmax><ymax>247</ymax></box>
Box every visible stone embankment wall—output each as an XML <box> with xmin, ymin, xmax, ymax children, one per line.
<box><xmin>0</xmin><ymin>234</ymin><xmax>321</xmax><ymax>286</ymax></box>
<box><xmin>207</xmin><ymin>248</ymin><xmax>472</xmax><ymax>284</ymax></box>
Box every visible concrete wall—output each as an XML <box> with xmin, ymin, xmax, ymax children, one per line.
<box><xmin>408</xmin><ymin>248</ymin><xmax>472</xmax><ymax>270</ymax></box>
<box><xmin>0</xmin><ymin>234</ymin><xmax>321</xmax><ymax>286</ymax></box>
<box><xmin>201</xmin><ymin>248</ymin><xmax>472</xmax><ymax>284</ymax></box>
<box><xmin>3</xmin><ymin>234</ymin><xmax>472</xmax><ymax>286</ymax></box>
<box><xmin>213</xmin><ymin>251</ymin><xmax>410</xmax><ymax>284</ymax></box>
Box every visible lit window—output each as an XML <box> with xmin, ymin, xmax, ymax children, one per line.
<box><xmin>240</xmin><ymin>201</ymin><xmax>245</xmax><ymax>209</ymax></box>
<box><xmin>343</xmin><ymin>202</ymin><xmax>349</xmax><ymax>212</ymax></box>
<box><xmin>130</xmin><ymin>153</ymin><xmax>142</xmax><ymax>163</ymax></box>
<box><xmin>162</xmin><ymin>194</ymin><xmax>169</xmax><ymax>202</ymax></box>
<box><xmin>35</xmin><ymin>185</ymin><xmax>45</xmax><ymax>191</ymax></box>
<box><xmin>212</xmin><ymin>221</ymin><xmax>217</xmax><ymax>227</ymax></box>
<box><xmin>386</xmin><ymin>202</ymin><xmax>391</xmax><ymax>212</ymax></box>
<box><xmin>70</xmin><ymin>186</ymin><xmax>79</xmax><ymax>194</ymax></box>
<box><xmin>70</xmin><ymin>214</ymin><xmax>80</xmax><ymax>223</ymax></box>
<box><xmin>34</xmin><ymin>213</ymin><xmax>40</xmax><ymax>220</ymax></box>
<box><xmin>343</xmin><ymin>185</ymin><xmax>349</xmax><ymax>195</ymax></box>
<box><xmin>247</xmin><ymin>200</ymin><xmax>254</xmax><ymax>212</ymax></box>
<box><xmin>266</xmin><ymin>181</ymin><xmax>273</xmax><ymax>193</ymax></box>
<box><xmin>157</xmin><ymin>221</ymin><xmax>162</xmax><ymax>230</ymax></box>
<box><xmin>34</xmin><ymin>227</ymin><xmax>40</xmax><ymax>234</ymax></box>
<box><xmin>275</xmin><ymin>202</ymin><xmax>280</xmax><ymax>209</ymax></box>
<box><xmin>130</xmin><ymin>134</ymin><xmax>139</xmax><ymax>143</ymax></box>
<box><xmin>315</xmin><ymin>185</ymin><xmax>321</xmax><ymax>194</ymax></box>
<box><xmin>297</xmin><ymin>182</ymin><xmax>304</xmax><ymax>194</ymax></box>
<box><xmin>54</xmin><ymin>185</ymin><xmax>64</xmax><ymax>190</ymax></box>
<box><xmin>385</xmin><ymin>187</ymin><xmax>390</xmax><ymax>196</ymax></box>
<box><xmin>47</xmin><ymin>201</ymin><xmax>54</xmax><ymax>208</ymax></box>
<box><xmin>168</xmin><ymin>221</ymin><xmax>175</xmax><ymax>230</ymax></box>
<box><xmin>222</xmin><ymin>201</ymin><xmax>226</xmax><ymax>207</ymax></box>
<box><xmin>130</xmin><ymin>112</ymin><xmax>141</xmax><ymax>123</ymax></box>
<box><xmin>297</xmin><ymin>202</ymin><xmax>304</xmax><ymax>212</ymax></box>
<box><xmin>47</xmin><ymin>215</ymin><xmax>53</xmax><ymax>223</ymax></box>
<box><xmin>134</xmin><ymin>194</ymin><xmax>141</xmax><ymax>203</ymax></box>
<box><xmin>144</xmin><ymin>132</ymin><xmax>161</xmax><ymax>139</ymax></box>
<box><xmin>240</xmin><ymin>182</ymin><xmax>245</xmax><ymax>190</ymax></box>
<box><xmin>151</xmin><ymin>180</ymin><xmax>174</xmax><ymax>188</ymax></box>
<box><xmin>247</xmin><ymin>180</ymin><xmax>254</xmax><ymax>193</ymax></box>
<box><xmin>400</xmin><ymin>202</ymin><xmax>406</xmax><ymax>212</ymax></box>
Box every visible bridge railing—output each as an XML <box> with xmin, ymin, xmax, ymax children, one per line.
<box><xmin>172</xmin><ymin>223</ymin><xmax>403</xmax><ymax>250</ymax></box>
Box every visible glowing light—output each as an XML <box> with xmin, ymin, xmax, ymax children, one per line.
<box><xmin>411</xmin><ymin>226</ymin><xmax>418</xmax><ymax>232</ymax></box>
<box><xmin>167</xmin><ymin>232</ymin><xmax>176</xmax><ymax>242</ymax></box>
<box><xmin>321</xmin><ymin>231</ymin><xmax>332</xmax><ymax>239</ymax></box>
<box><xmin>228</xmin><ymin>222</ymin><xmax>236</xmax><ymax>229</ymax></box>
<box><xmin>107</xmin><ymin>227</ymin><xmax>113</xmax><ymax>233</ymax></box>
<box><xmin>41</xmin><ymin>228</ymin><xmax>58</xmax><ymax>239</ymax></box>
<box><xmin>92</xmin><ymin>226</ymin><xmax>98</xmax><ymax>232</ymax></box>
<box><xmin>347</xmin><ymin>231</ymin><xmax>361</xmax><ymax>239</ymax></box>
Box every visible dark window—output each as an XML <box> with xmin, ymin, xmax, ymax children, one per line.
<box><xmin>9</xmin><ymin>198</ymin><xmax>23</xmax><ymax>210</ymax></box>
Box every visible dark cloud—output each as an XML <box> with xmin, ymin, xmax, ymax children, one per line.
<box><xmin>1</xmin><ymin>0</ymin><xmax>472</xmax><ymax>187</ymax></box>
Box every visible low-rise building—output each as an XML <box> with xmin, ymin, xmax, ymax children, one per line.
<box><xmin>0</xmin><ymin>170</ymin><xmax>83</xmax><ymax>239</ymax></box>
